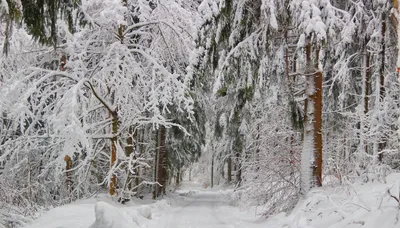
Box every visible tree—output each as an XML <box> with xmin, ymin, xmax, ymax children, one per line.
<box><xmin>1</xmin><ymin>0</ymin><xmax>80</xmax><ymax>53</ymax></box>
<box><xmin>0</xmin><ymin>0</ymin><xmax>195</xmax><ymax>209</ymax></box>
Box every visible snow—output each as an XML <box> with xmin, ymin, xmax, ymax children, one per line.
<box><xmin>89</xmin><ymin>202</ymin><xmax>137</xmax><ymax>228</ymax></box>
<box><xmin>261</xmin><ymin>0</ymin><xmax>278</xmax><ymax>29</ymax></box>
<box><xmin>137</xmin><ymin>205</ymin><xmax>152</xmax><ymax>219</ymax></box>
<box><xmin>0</xmin><ymin>0</ymin><xmax>8</xmax><ymax>14</ymax></box>
<box><xmin>22</xmin><ymin>194</ymin><xmax>153</xmax><ymax>228</ymax></box>
<box><xmin>198</xmin><ymin>0</ymin><xmax>219</xmax><ymax>22</ymax></box>
<box><xmin>264</xmin><ymin>173</ymin><xmax>400</xmax><ymax>228</ymax></box>
<box><xmin>22</xmin><ymin>176</ymin><xmax>400</xmax><ymax>228</ymax></box>
<box><xmin>145</xmin><ymin>182</ymin><xmax>263</xmax><ymax>228</ymax></box>
<box><xmin>22</xmin><ymin>182</ymin><xmax>263</xmax><ymax>228</ymax></box>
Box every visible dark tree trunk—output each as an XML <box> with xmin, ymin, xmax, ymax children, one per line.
<box><xmin>313</xmin><ymin>70</ymin><xmax>323</xmax><ymax>187</ymax></box>
<box><xmin>235</xmin><ymin>152</ymin><xmax>242</xmax><ymax>185</ymax></box>
<box><xmin>189</xmin><ymin>167</ymin><xmax>192</xmax><ymax>181</ymax></box>
<box><xmin>176</xmin><ymin>167</ymin><xmax>180</xmax><ymax>185</ymax></box>
<box><xmin>378</xmin><ymin>13</ymin><xmax>386</xmax><ymax>163</ymax></box>
<box><xmin>363</xmin><ymin>39</ymin><xmax>370</xmax><ymax>155</ymax></box>
<box><xmin>211</xmin><ymin>154</ymin><xmax>214</xmax><ymax>188</ymax></box>
<box><xmin>154</xmin><ymin>126</ymin><xmax>167</xmax><ymax>198</ymax></box>
<box><xmin>227</xmin><ymin>156</ymin><xmax>232</xmax><ymax>182</ymax></box>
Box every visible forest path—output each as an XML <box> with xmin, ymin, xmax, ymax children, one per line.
<box><xmin>22</xmin><ymin>181</ymin><xmax>265</xmax><ymax>228</ymax></box>
<box><xmin>149</xmin><ymin>182</ymin><xmax>263</xmax><ymax>228</ymax></box>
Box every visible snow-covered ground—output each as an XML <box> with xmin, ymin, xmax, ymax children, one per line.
<box><xmin>22</xmin><ymin>181</ymin><xmax>263</xmax><ymax>228</ymax></box>
<box><xmin>22</xmin><ymin>193</ymin><xmax>161</xmax><ymax>228</ymax></box>
<box><xmin>145</xmin><ymin>182</ymin><xmax>264</xmax><ymax>228</ymax></box>
<box><xmin>23</xmin><ymin>174</ymin><xmax>400</xmax><ymax>228</ymax></box>
<box><xmin>264</xmin><ymin>173</ymin><xmax>400</xmax><ymax>228</ymax></box>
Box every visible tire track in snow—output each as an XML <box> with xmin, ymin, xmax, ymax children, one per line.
<box><xmin>158</xmin><ymin>187</ymin><xmax>246</xmax><ymax>228</ymax></box>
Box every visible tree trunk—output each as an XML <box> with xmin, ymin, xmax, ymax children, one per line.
<box><xmin>301</xmin><ymin>41</ymin><xmax>312</xmax><ymax>194</ymax></box>
<box><xmin>154</xmin><ymin>126</ymin><xmax>167</xmax><ymax>198</ymax></box>
<box><xmin>378</xmin><ymin>13</ymin><xmax>386</xmax><ymax>163</ymax></box>
<box><xmin>211</xmin><ymin>154</ymin><xmax>214</xmax><ymax>188</ymax></box>
<box><xmin>64</xmin><ymin>155</ymin><xmax>72</xmax><ymax>193</ymax></box>
<box><xmin>235</xmin><ymin>151</ymin><xmax>242</xmax><ymax>185</ymax></box>
<box><xmin>301</xmin><ymin>40</ymin><xmax>323</xmax><ymax>194</ymax></box>
<box><xmin>87</xmin><ymin>82</ymin><xmax>119</xmax><ymax>196</ymax></box>
<box><xmin>124</xmin><ymin>126</ymin><xmax>137</xmax><ymax>194</ymax></box>
<box><xmin>289</xmin><ymin>134</ymin><xmax>295</xmax><ymax>175</ymax></box>
<box><xmin>394</xmin><ymin>0</ymin><xmax>400</xmax><ymax>76</ymax></box>
<box><xmin>109</xmin><ymin>112</ymin><xmax>118</xmax><ymax>196</ymax></box>
<box><xmin>359</xmin><ymin>39</ymin><xmax>370</xmax><ymax>172</ymax></box>
<box><xmin>362</xmin><ymin>39</ymin><xmax>370</xmax><ymax>156</ymax></box>
<box><xmin>109</xmin><ymin>0</ymin><xmax>127</xmax><ymax>196</ymax></box>
<box><xmin>134</xmin><ymin>128</ymin><xmax>142</xmax><ymax>189</ymax></box>
<box><xmin>176</xmin><ymin>166</ymin><xmax>180</xmax><ymax>185</ymax></box>
<box><xmin>285</xmin><ymin>32</ymin><xmax>291</xmax><ymax>86</ymax></box>
<box><xmin>227</xmin><ymin>156</ymin><xmax>232</xmax><ymax>182</ymax></box>
<box><xmin>313</xmin><ymin>70</ymin><xmax>323</xmax><ymax>187</ymax></box>
<box><xmin>153</xmin><ymin>132</ymin><xmax>158</xmax><ymax>199</ymax></box>
<box><xmin>125</xmin><ymin>127</ymin><xmax>134</xmax><ymax>156</ymax></box>
<box><xmin>2</xmin><ymin>11</ymin><xmax>12</xmax><ymax>55</ymax></box>
<box><xmin>189</xmin><ymin>167</ymin><xmax>192</xmax><ymax>181</ymax></box>
<box><xmin>364</xmin><ymin>48</ymin><xmax>370</xmax><ymax>117</ymax></box>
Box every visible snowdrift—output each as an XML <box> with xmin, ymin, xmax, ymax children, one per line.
<box><xmin>89</xmin><ymin>202</ymin><xmax>138</xmax><ymax>228</ymax></box>
<box><xmin>264</xmin><ymin>173</ymin><xmax>400</xmax><ymax>228</ymax></box>
<box><xmin>22</xmin><ymin>194</ymin><xmax>171</xmax><ymax>228</ymax></box>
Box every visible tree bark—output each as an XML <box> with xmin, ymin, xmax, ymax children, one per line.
<box><xmin>235</xmin><ymin>151</ymin><xmax>242</xmax><ymax>185</ymax></box>
<box><xmin>2</xmin><ymin>10</ymin><xmax>12</xmax><ymax>56</ymax></box>
<box><xmin>189</xmin><ymin>167</ymin><xmax>192</xmax><ymax>181</ymax></box>
<box><xmin>154</xmin><ymin>126</ymin><xmax>167</xmax><ymax>198</ymax></box>
<box><xmin>124</xmin><ymin>126</ymin><xmax>136</xmax><ymax>193</ymax></box>
<box><xmin>301</xmin><ymin>40</ymin><xmax>323</xmax><ymax>194</ymax></box>
<box><xmin>64</xmin><ymin>155</ymin><xmax>72</xmax><ymax>193</ymax></box>
<box><xmin>227</xmin><ymin>156</ymin><xmax>232</xmax><ymax>182</ymax></box>
<box><xmin>86</xmin><ymin>82</ymin><xmax>119</xmax><ymax>196</ymax></box>
<box><xmin>313</xmin><ymin>71</ymin><xmax>323</xmax><ymax>187</ymax></box>
<box><xmin>153</xmin><ymin>132</ymin><xmax>158</xmax><ymax>199</ymax></box>
<box><xmin>134</xmin><ymin>128</ymin><xmax>141</xmax><ymax>189</ymax></box>
<box><xmin>364</xmin><ymin>49</ymin><xmax>370</xmax><ymax>116</ymax></box>
<box><xmin>211</xmin><ymin>154</ymin><xmax>214</xmax><ymax>188</ymax></box>
<box><xmin>378</xmin><ymin>13</ymin><xmax>386</xmax><ymax>163</ymax></box>
<box><xmin>176</xmin><ymin>166</ymin><xmax>180</xmax><ymax>185</ymax></box>
<box><xmin>109</xmin><ymin>112</ymin><xmax>118</xmax><ymax>196</ymax></box>
<box><xmin>394</xmin><ymin>0</ymin><xmax>400</xmax><ymax>77</ymax></box>
<box><xmin>109</xmin><ymin>0</ymin><xmax>127</xmax><ymax>196</ymax></box>
<box><xmin>362</xmin><ymin>39</ymin><xmax>370</xmax><ymax>156</ymax></box>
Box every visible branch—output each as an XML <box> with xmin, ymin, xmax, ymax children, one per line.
<box><xmin>123</xmin><ymin>21</ymin><xmax>167</xmax><ymax>35</ymax></box>
<box><xmin>85</xmin><ymin>81</ymin><xmax>115</xmax><ymax>115</ymax></box>
<box><xmin>158</xmin><ymin>25</ymin><xmax>184</xmax><ymax>75</ymax></box>
<box><xmin>387</xmin><ymin>189</ymin><xmax>400</xmax><ymax>203</ymax></box>
<box><xmin>25</xmin><ymin>67</ymin><xmax>80</xmax><ymax>84</ymax></box>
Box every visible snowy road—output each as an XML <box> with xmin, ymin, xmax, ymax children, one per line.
<box><xmin>23</xmin><ymin>176</ymin><xmax>400</xmax><ymax>228</ymax></box>
<box><xmin>23</xmin><ymin>182</ymin><xmax>265</xmax><ymax>228</ymax></box>
<box><xmin>149</xmin><ymin>183</ymin><xmax>263</xmax><ymax>228</ymax></box>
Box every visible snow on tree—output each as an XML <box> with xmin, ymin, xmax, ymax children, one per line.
<box><xmin>2</xmin><ymin>0</ymin><xmax>400</xmax><ymax>225</ymax></box>
<box><xmin>0</xmin><ymin>0</ymin><xmax>197</xmax><ymax>222</ymax></box>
